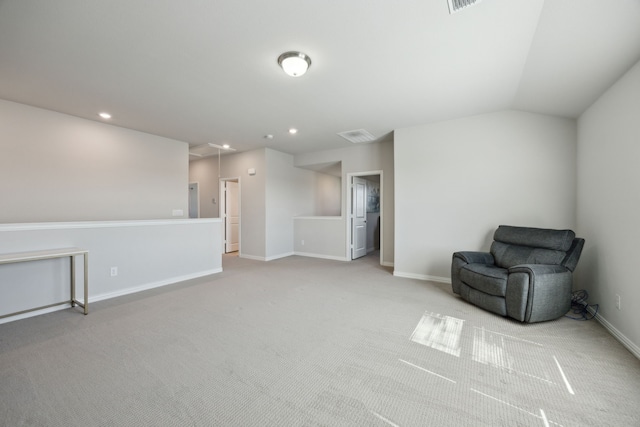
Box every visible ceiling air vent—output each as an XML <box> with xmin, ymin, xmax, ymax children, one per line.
<box><xmin>337</xmin><ymin>129</ymin><xmax>376</xmax><ymax>144</ymax></box>
<box><xmin>447</xmin><ymin>0</ymin><xmax>482</xmax><ymax>14</ymax></box>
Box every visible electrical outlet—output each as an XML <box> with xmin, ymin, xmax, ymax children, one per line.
<box><xmin>615</xmin><ymin>294</ymin><xmax>621</xmax><ymax>310</ymax></box>
<box><xmin>110</xmin><ymin>266</ymin><xmax>118</xmax><ymax>277</ymax></box>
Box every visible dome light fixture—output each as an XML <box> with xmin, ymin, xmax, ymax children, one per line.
<box><xmin>277</xmin><ymin>51</ymin><xmax>311</xmax><ymax>77</ymax></box>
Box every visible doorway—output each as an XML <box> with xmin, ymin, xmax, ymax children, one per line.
<box><xmin>219</xmin><ymin>178</ymin><xmax>240</xmax><ymax>253</ymax></box>
<box><xmin>188</xmin><ymin>182</ymin><xmax>199</xmax><ymax>218</ymax></box>
<box><xmin>348</xmin><ymin>171</ymin><xmax>383</xmax><ymax>264</ymax></box>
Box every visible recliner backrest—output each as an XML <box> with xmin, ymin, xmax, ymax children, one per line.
<box><xmin>490</xmin><ymin>225</ymin><xmax>576</xmax><ymax>269</ymax></box>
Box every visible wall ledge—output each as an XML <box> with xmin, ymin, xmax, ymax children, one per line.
<box><xmin>0</xmin><ymin>218</ymin><xmax>220</xmax><ymax>232</ymax></box>
<box><xmin>293</xmin><ymin>216</ymin><xmax>343</xmax><ymax>220</ymax></box>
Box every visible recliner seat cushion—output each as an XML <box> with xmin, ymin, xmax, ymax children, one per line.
<box><xmin>459</xmin><ymin>264</ymin><xmax>508</xmax><ymax>297</ymax></box>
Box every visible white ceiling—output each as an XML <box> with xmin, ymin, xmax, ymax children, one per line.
<box><xmin>1</xmin><ymin>0</ymin><xmax>639</xmax><ymax>156</ymax></box>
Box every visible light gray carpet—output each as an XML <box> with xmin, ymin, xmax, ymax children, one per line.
<box><xmin>1</xmin><ymin>252</ymin><xmax>639</xmax><ymax>426</ymax></box>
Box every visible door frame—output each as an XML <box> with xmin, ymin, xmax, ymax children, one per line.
<box><xmin>219</xmin><ymin>177</ymin><xmax>241</xmax><ymax>255</ymax></box>
<box><xmin>346</xmin><ymin>170</ymin><xmax>383</xmax><ymax>265</ymax></box>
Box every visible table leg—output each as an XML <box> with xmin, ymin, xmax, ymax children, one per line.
<box><xmin>70</xmin><ymin>255</ymin><xmax>76</xmax><ymax>307</ymax></box>
<box><xmin>83</xmin><ymin>252</ymin><xmax>89</xmax><ymax>315</ymax></box>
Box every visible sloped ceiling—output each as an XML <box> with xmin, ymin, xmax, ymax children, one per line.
<box><xmin>0</xmin><ymin>0</ymin><xmax>638</xmax><ymax>156</ymax></box>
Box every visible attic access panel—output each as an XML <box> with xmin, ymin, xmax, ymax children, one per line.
<box><xmin>337</xmin><ymin>129</ymin><xmax>376</xmax><ymax>144</ymax></box>
<box><xmin>448</xmin><ymin>0</ymin><xmax>482</xmax><ymax>14</ymax></box>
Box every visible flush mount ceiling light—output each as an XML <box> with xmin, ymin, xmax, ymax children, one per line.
<box><xmin>277</xmin><ymin>51</ymin><xmax>311</xmax><ymax>77</ymax></box>
<box><xmin>98</xmin><ymin>112</ymin><xmax>111</xmax><ymax>119</ymax></box>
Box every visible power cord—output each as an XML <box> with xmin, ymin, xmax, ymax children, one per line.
<box><xmin>565</xmin><ymin>289</ymin><xmax>598</xmax><ymax>320</ymax></box>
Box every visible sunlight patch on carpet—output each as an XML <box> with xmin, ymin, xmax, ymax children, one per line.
<box><xmin>410</xmin><ymin>312</ymin><xmax>464</xmax><ymax>357</ymax></box>
<box><xmin>472</xmin><ymin>326</ymin><xmax>514</xmax><ymax>371</ymax></box>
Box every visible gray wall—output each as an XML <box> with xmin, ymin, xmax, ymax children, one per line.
<box><xmin>222</xmin><ymin>149</ymin><xmax>267</xmax><ymax>260</ymax></box>
<box><xmin>190</xmin><ymin>144</ymin><xmax>390</xmax><ymax>263</ymax></box>
<box><xmin>576</xmin><ymin>59</ymin><xmax>640</xmax><ymax>355</ymax></box>
<box><xmin>314</xmin><ymin>173</ymin><xmax>341</xmax><ymax>216</ymax></box>
<box><xmin>0</xmin><ymin>100</ymin><xmax>188</xmax><ymax>223</ymax></box>
<box><xmin>188</xmin><ymin>148</ymin><xmax>269</xmax><ymax>259</ymax></box>
<box><xmin>294</xmin><ymin>140</ymin><xmax>395</xmax><ymax>265</ymax></box>
<box><xmin>0</xmin><ymin>219</ymin><xmax>222</xmax><ymax>323</ymax></box>
<box><xmin>265</xmin><ymin>149</ymin><xmax>296</xmax><ymax>260</ymax></box>
<box><xmin>188</xmin><ymin>158</ymin><xmax>219</xmax><ymax>218</ymax></box>
<box><xmin>394</xmin><ymin>110</ymin><xmax>577</xmax><ymax>281</ymax></box>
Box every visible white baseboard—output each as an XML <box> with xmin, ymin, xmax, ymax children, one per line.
<box><xmin>0</xmin><ymin>304</ymin><xmax>68</xmax><ymax>325</ymax></box>
<box><xmin>381</xmin><ymin>261</ymin><xmax>394</xmax><ymax>267</ymax></box>
<box><xmin>265</xmin><ymin>252</ymin><xmax>295</xmax><ymax>261</ymax></box>
<box><xmin>0</xmin><ymin>268</ymin><xmax>223</xmax><ymax>325</ymax></box>
<box><xmin>239</xmin><ymin>253</ymin><xmax>296</xmax><ymax>262</ymax></box>
<box><xmin>587</xmin><ymin>307</ymin><xmax>640</xmax><ymax>360</ymax></box>
<box><xmin>390</xmin><ymin>275</ymin><xmax>638</xmax><ymax>360</ymax></box>
<box><xmin>239</xmin><ymin>254</ymin><xmax>265</xmax><ymax>261</ymax></box>
<box><xmin>294</xmin><ymin>251</ymin><xmax>349</xmax><ymax>262</ymax></box>
<box><xmin>90</xmin><ymin>268</ymin><xmax>223</xmax><ymax>303</ymax></box>
<box><xmin>393</xmin><ymin>271</ymin><xmax>451</xmax><ymax>284</ymax></box>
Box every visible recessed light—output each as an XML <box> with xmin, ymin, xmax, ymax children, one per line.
<box><xmin>289</xmin><ymin>128</ymin><xmax>298</xmax><ymax>134</ymax></box>
<box><xmin>98</xmin><ymin>112</ymin><xmax>112</xmax><ymax>119</ymax></box>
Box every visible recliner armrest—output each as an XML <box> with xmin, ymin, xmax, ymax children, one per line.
<box><xmin>508</xmin><ymin>263</ymin><xmax>569</xmax><ymax>275</ymax></box>
<box><xmin>453</xmin><ymin>251</ymin><xmax>494</xmax><ymax>265</ymax></box>
<box><xmin>506</xmin><ymin>263</ymin><xmax>573</xmax><ymax>323</ymax></box>
<box><xmin>451</xmin><ymin>251</ymin><xmax>495</xmax><ymax>295</ymax></box>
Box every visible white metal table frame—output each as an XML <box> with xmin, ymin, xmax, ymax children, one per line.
<box><xmin>0</xmin><ymin>247</ymin><xmax>89</xmax><ymax>319</ymax></box>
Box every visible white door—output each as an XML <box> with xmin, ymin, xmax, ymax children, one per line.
<box><xmin>225</xmin><ymin>180</ymin><xmax>240</xmax><ymax>253</ymax></box>
<box><xmin>352</xmin><ymin>177</ymin><xmax>367</xmax><ymax>259</ymax></box>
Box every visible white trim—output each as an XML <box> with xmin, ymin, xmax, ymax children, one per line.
<box><xmin>0</xmin><ymin>218</ymin><xmax>220</xmax><ymax>232</ymax></box>
<box><xmin>0</xmin><ymin>268</ymin><xmax>222</xmax><ymax>325</ymax></box>
<box><xmin>393</xmin><ymin>271</ymin><xmax>452</xmax><ymax>284</ymax></box>
<box><xmin>239</xmin><ymin>254</ymin><xmax>265</xmax><ymax>261</ymax></box>
<box><xmin>294</xmin><ymin>251</ymin><xmax>349</xmax><ymax>262</ymax></box>
<box><xmin>381</xmin><ymin>261</ymin><xmax>395</xmax><ymax>268</ymax></box>
<box><xmin>0</xmin><ymin>304</ymin><xmax>68</xmax><ymax>325</ymax></box>
<box><xmin>265</xmin><ymin>252</ymin><xmax>295</xmax><ymax>261</ymax></box>
<box><xmin>90</xmin><ymin>268</ymin><xmax>223</xmax><ymax>303</ymax></box>
<box><xmin>242</xmin><ymin>252</ymin><xmax>349</xmax><ymax>262</ymax></box>
<box><xmin>389</xmin><ymin>274</ymin><xmax>640</xmax><ymax>360</ymax></box>
<box><xmin>346</xmin><ymin>170</ymin><xmax>384</xmax><ymax>265</ymax></box>
<box><xmin>587</xmin><ymin>307</ymin><xmax>640</xmax><ymax>360</ymax></box>
<box><xmin>220</xmin><ymin>176</ymin><xmax>242</xmax><ymax>255</ymax></box>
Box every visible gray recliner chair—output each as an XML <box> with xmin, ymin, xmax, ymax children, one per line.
<box><xmin>451</xmin><ymin>225</ymin><xmax>584</xmax><ymax>323</ymax></box>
